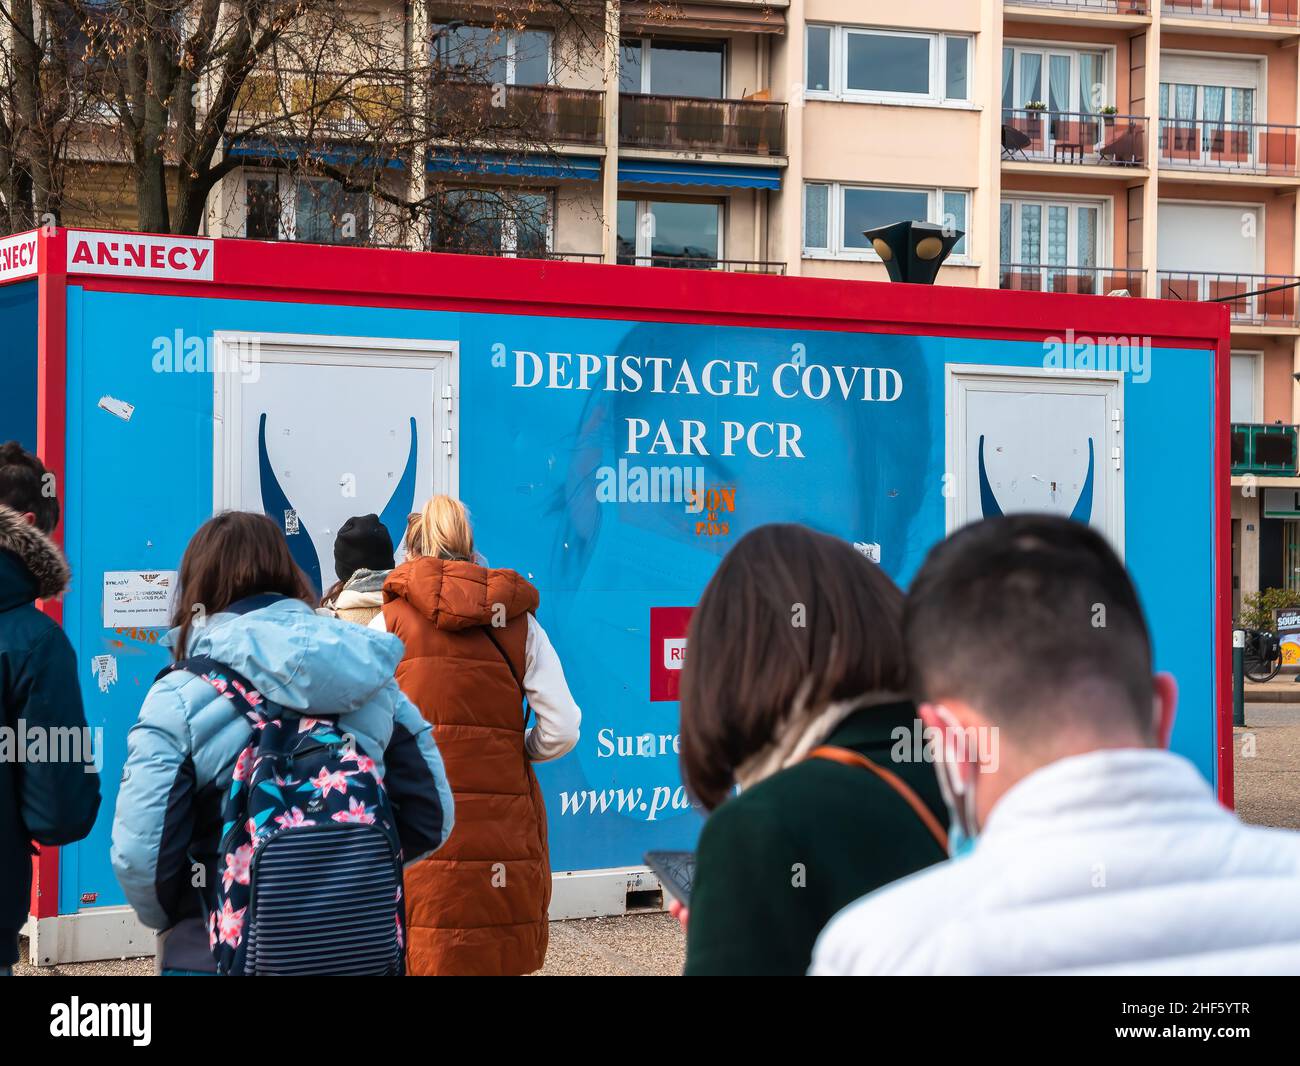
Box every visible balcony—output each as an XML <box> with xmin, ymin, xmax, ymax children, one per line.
<box><xmin>1158</xmin><ymin>118</ymin><xmax>1299</xmax><ymax>176</ymax></box>
<box><xmin>1007</xmin><ymin>0</ymin><xmax>1149</xmax><ymax>12</ymax></box>
<box><xmin>1158</xmin><ymin>270</ymin><xmax>1300</xmax><ymax>325</ymax></box>
<box><xmin>432</xmin><ymin>83</ymin><xmax>605</xmax><ymax>147</ymax></box>
<box><xmin>1232</xmin><ymin>422</ymin><xmax>1299</xmax><ymax>476</ymax></box>
<box><xmin>619</xmin><ymin>94</ymin><xmax>786</xmax><ymax>157</ymax></box>
<box><xmin>1162</xmin><ymin>0</ymin><xmax>1300</xmax><ymax>27</ymax></box>
<box><xmin>428</xmin><ymin>247</ymin><xmax>605</xmax><ymax>264</ymax></box>
<box><xmin>1000</xmin><ymin>263</ymin><xmax>1145</xmax><ymax>296</ymax></box>
<box><xmin>1002</xmin><ymin>109</ymin><xmax>1146</xmax><ymax>167</ymax></box>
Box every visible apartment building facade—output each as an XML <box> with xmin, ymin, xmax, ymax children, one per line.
<box><xmin>27</xmin><ymin>1</ymin><xmax>1287</xmax><ymax>606</ymax></box>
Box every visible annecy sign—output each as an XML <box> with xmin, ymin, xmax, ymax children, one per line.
<box><xmin>0</xmin><ymin>230</ymin><xmax>39</xmax><ymax>284</ymax></box>
<box><xmin>66</xmin><ymin>230</ymin><xmax>214</xmax><ymax>281</ymax></box>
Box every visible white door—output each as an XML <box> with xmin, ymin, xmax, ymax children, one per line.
<box><xmin>948</xmin><ymin>368</ymin><xmax>1124</xmax><ymax>551</ymax></box>
<box><xmin>214</xmin><ymin>333</ymin><xmax>458</xmax><ymax>591</ymax></box>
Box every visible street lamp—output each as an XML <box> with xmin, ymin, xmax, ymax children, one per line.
<box><xmin>863</xmin><ymin>219</ymin><xmax>965</xmax><ymax>285</ymax></box>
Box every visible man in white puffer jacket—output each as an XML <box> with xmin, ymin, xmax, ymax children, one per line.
<box><xmin>811</xmin><ymin>514</ymin><xmax>1300</xmax><ymax>976</ymax></box>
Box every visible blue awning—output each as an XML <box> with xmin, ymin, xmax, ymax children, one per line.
<box><xmin>428</xmin><ymin>152</ymin><xmax>601</xmax><ymax>182</ymax></box>
<box><xmin>227</xmin><ymin>139</ymin><xmax>401</xmax><ymax>169</ymax></box>
<box><xmin>618</xmin><ymin>160</ymin><xmax>782</xmax><ymax>190</ymax></box>
<box><xmin>225</xmin><ymin>140</ymin><xmax>601</xmax><ymax>182</ymax></box>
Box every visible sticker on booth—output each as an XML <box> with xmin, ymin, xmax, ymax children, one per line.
<box><xmin>650</xmin><ymin>606</ymin><xmax>693</xmax><ymax>702</ymax></box>
<box><xmin>67</xmin><ymin>230</ymin><xmax>214</xmax><ymax>281</ymax></box>
<box><xmin>103</xmin><ymin>570</ymin><xmax>176</xmax><ymax>628</ymax></box>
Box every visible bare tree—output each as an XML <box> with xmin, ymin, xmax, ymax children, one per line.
<box><xmin>1</xmin><ymin>0</ymin><xmax>613</xmax><ymax>245</ymax></box>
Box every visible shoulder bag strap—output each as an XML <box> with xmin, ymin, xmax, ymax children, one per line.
<box><xmin>482</xmin><ymin>622</ymin><xmax>532</xmax><ymax>727</ymax></box>
<box><xmin>156</xmin><ymin>655</ymin><xmax>270</xmax><ymax>722</ymax></box>
<box><xmin>807</xmin><ymin>744</ymin><xmax>948</xmax><ymax>854</ymax></box>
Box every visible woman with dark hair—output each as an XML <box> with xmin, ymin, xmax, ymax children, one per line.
<box><xmin>111</xmin><ymin>511</ymin><xmax>454</xmax><ymax>975</ymax></box>
<box><xmin>677</xmin><ymin>523</ymin><xmax>948</xmax><ymax>976</ymax></box>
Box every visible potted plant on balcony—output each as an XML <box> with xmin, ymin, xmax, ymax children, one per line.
<box><xmin>1016</xmin><ymin>101</ymin><xmax>1048</xmax><ymax>152</ymax></box>
<box><xmin>1100</xmin><ymin>105</ymin><xmax>1118</xmax><ymax>132</ymax></box>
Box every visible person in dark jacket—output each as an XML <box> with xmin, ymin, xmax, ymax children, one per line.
<box><xmin>319</xmin><ymin>513</ymin><xmax>395</xmax><ymax>625</ymax></box>
<box><xmin>0</xmin><ymin>442</ymin><xmax>101</xmax><ymax>974</ymax></box>
<box><xmin>676</xmin><ymin>523</ymin><xmax>948</xmax><ymax>976</ymax></box>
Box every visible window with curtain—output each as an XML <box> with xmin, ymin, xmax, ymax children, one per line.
<box><xmin>1003</xmin><ymin>199</ymin><xmax>1104</xmax><ymax>274</ymax></box>
<box><xmin>805</xmin><ymin>184</ymin><xmax>830</xmax><ymax>251</ymax></box>
<box><xmin>1047</xmin><ymin>206</ymin><xmax>1069</xmax><ymax>266</ymax></box>
<box><xmin>943</xmin><ymin>191</ymin><xmax>968</xmax><ymax>255</ymax></box>
<box><xmin>1078</xmin><ymin>207</ymin><xmax>1099</xmax><ymax>269</ymax></box>
<box><xmin>1007</xmin><ymin>47</ymin><xmax>1105</xmax><ymax>113</ymax></box>
<box><xmin>1020</xmin><ymin>53</ymin><xmax>1043</xmax><ymax>106</ymax></box>
<box><xmin>1020</xmin><ymin>204</ymin><xmax>1042</xmax><ymax>265</ymax></box>
<box><xmin>1049</xmin><ymin>55</ymin><xmax>1071</xmax><ymax>116</ymax></box>
<box><xmin>1078</xmin><ymin>54</ymin><xmax>1103</xmax><ymax>114</ymax></box>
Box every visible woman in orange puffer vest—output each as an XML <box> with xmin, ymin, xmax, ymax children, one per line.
<box><xmin>371</xmin><ymin>495</ymin><xmax>581</xmax><ymax>975</ymax></box>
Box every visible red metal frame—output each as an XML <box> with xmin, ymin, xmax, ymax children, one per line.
<box><xmin>14</xmin><ymin>227</ymin><xmax>1236</xmax><ymax>921</ymax></box>
<box><xmin>31</xmin><ymin>229</ymin><xmax>68</xmax><ymax>917</ymax></box>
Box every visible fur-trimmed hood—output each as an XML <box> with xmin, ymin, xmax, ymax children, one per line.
<box><xmin>0</xmin><ymin>504</ymin><xmax>70</xmax><ymax>605</ymax></box>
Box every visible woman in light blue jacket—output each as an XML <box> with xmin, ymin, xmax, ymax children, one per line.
<box><xmin>111</xmin><ymin>512</ymin><xmax>454</xmax><ymax>975</ymax></box>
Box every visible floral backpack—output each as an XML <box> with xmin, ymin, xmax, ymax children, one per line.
<box><xmin>157</xmin><ymin>654</ymin><xmax>407</xmax><ymax>976</ymax></box>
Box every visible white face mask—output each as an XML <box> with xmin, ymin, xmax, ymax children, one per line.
<box><xmin>929</xmin><ymin>704</ymin><xmax>979</xmax><ymax>858</ymax></box>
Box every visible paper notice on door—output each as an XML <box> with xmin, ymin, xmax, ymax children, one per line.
<box><xmin>102</xmin><ymin>570</ymin><xmax>177</xmax><ymax>628</ymax></box>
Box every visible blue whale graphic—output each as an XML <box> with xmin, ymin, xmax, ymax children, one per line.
<box><xmin>258</xmin><ymin>413</ymin><xmax>420</xmax><ymax>592</ymax></box>
<box><xmin>978</xmin><ymin>434</ymin><xmax>1094</xmax><ymax>523</ymax></box>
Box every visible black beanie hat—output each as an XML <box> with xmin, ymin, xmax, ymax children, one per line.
<box><xmin>334</xmin><ymin>514</ymin><xmax>395</xmax><ymax>582</ymax></box>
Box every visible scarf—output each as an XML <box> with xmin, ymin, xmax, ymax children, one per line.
<box><xmin>733</xmin><ymin>690</ymin><xmax>908</xmax><ymax>792</ymax></box>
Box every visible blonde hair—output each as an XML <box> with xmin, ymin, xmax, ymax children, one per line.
<box><xmin>406</xmin><ymin>495</ymin><xmax>474</xmax><ymax>561</ymax></box>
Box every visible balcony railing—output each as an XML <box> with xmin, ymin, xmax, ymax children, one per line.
<box><xmin>1000</xmin><ymin>263</ymin><xmax>1145</xmax><ymax>297</ymax></box>
<box><xmin>617</xmin><ymin>254</ymin><xmax>786</xmax><ymax>274</ymax></box>
<box><xmin>232</xmin><ymin>75</ymin><xmax>607</xmax><ymax>147</ymax></box>
<box><xmin>432</xmin><ymin>82</ymin><xmax>605</xmax><ymax>146</ymax></box>
<box><xmin>1158</xmin><ymin>270</ymin><xmax>1300</xmax><ymax>325</ymax></box>
<box><xmin>428</xmin><ymin>246</ymin><xmax>605</xmax><ymax>263</ymax></box>
<box><xmin>1008</xmin><ymin>0</ymin><xmax>1149</xmax><ymax>12</ymax></box>
<box><xmin>1158</xmin><ymin>118</ymin><xmax>1300</xmax><ymax>175</ymax></box>
<box><xmin>1162</xmin><ymin>0</ymin><xmax>1300</xmax><ymax>26</ymax></box>
<box><xmin>619</xmin><ymin>93</ymin><xmax>786</xmax><ymax>156</ymax></box>
<box><xmin>1002</xmin><ymin>109</ymin><xmax>1146</xmax><ymax>166</ymax></box>
<box><xmin>1232</xmin><ymin>422</ymin><xmax>1299</xmax><ymax>476</ymax></box>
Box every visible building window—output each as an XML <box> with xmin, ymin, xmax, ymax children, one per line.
<box><xmin>617</xmin><ymin>199</ymin><xmax>722</xmax><ymax>268</ymax></box>
<box><xmin>1001</xmin><ymin>198</ymin><xmax>1103</xmax><ymax>269</ymax></box>
<box><xmin>1003</xmin><ymin>45</ymin><xmax>1107</xmax><ymax>113</ymax></box>
<box><xmin>433</xmin><ymin>24</ymin><xmax>553</xmax><ymax>86</ymax></box>
<box><xmin>1230</xmin><ymin>351</ymin><xmax>1263</xmax><ymax>423</ymax></box>
<box><xmin>806</xmin><ymin>25</ymin><xmax>971</xmax><ymax>104</ymax></box>
<box><xmin>804</xmin><ymin>182</ymin><xmax>969</xmax><ymax>259</ymax></box>
<box><xmin>429</xmin><ymin>188</ymin><xmax>552</xmax><ymax>256</ymax></box>
<box><xmin>620</xmin><ymin>38</ymin><xmax>725</xmax><ymax>99</ymax></box>
<box><xmin>243</xmin><ymin>173</ymin><xmax>370</xmax><ymax>245</ymax></box>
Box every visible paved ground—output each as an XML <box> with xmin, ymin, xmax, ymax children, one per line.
<box><xmin>1234</xmin><ymin>701</ymin><xmax>1300</xmax><ymax>830</ymax></box>
<box><xmin>13</xmin><ymin>912</ymin><xmax>687</xmax><ymax>977</ymax></box>
<box><xmin>1244</xmin><ymin>677</ymin><xmax>1300</xmax><ymax>704</ymax></box>
<box><xmin>15</xmin><ymin>700</ymin><xmax>1298</xmax><ymax>976</ymax></box>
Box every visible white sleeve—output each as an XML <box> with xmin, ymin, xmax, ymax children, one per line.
<box><xmin>523</xmin><ymin>615</ymin><xmax>581</xmax><ymax>762</ymax></box>
<box><xmin>369</xmin><ymin>611</ymin><xmax>388</xmax><ymax>632</ymax></box>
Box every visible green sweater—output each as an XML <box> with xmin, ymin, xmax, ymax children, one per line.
<box><xmin>683</xmin><ymin>701</ymin><xmax>948</xmax><ymax>976</ymax></box>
